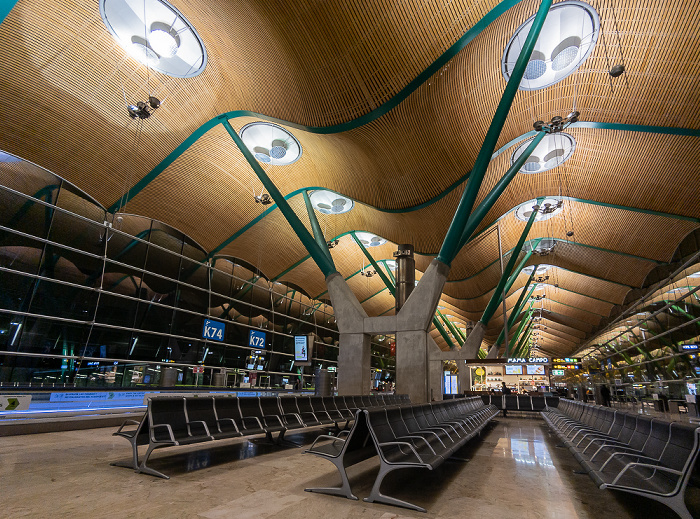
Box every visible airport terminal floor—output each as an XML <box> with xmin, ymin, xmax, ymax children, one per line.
<box><xmin>1</xmin><ymin>415</ymin><xmax>697</xmax><ymax>518</ymax></box>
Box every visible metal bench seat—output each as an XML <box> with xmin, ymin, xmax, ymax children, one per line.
<box><xmin>185</xmin><ymin>396</ymin><xmax>242</xmax><ymax>440</ymax></box>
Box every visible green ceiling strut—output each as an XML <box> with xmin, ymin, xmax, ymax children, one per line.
<box><xmin>222</xmin><ymin>120</ymin><xmax>337</xmax><ymax>277</ymax></box>
<box><xmin>433</xmin><ymin>316</ymin><xmax>457</xmax><ymax>350</ymax></box>
<box><xmin>302</xmin><ymin>191</ymin><xmax>334</xmax><ymax>267</ymax></box>
<box><xmin>456</xmin><ymin>131</ymin><xmax>547</xmax><ymax>253</ymax></box>
<box><xmin>436</xmin><ymin>0</ymin><xmax>553</xmax><ymax>266</ymax></box>
<box><xmin>437</xmin><ymin>309</ymin><xmax>465</xmax><ymax>346</ymax></box>
<box><xmin>513</xmin><ymin>326</ymin><xmax>534</xmax><ymax>358</ymax></box>
<box><xmin>506</xmin><ymin>306</ymin><xmax>534</xmax><ymax>357</ymax></box>
<box><xmin>493</xmin><ymin>278</ymin><xmax>537</xmax><ymax>349</ymax></box>
<box><xmin>351</xmin><ymin>232</ymin><xmax>396</xmax><ymax>297</ymax></box>
<box><xmin>0</xmin><ymin>0</ymin><xmax>19</xmax><ymax>26</ymax></box>
<box><xmin>480</xmin><ymin>201</ymin><xmax>543</xmax><ymax>325</ymax></box>
<box><xmin>502</xmin><ymin>243</ymin><xmax>541</xmax><ymax>298</ymax></box>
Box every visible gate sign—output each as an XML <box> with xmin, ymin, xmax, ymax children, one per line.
<box><xmin>249</xmin><ymin>329</ymin><xmax>266</xmax><ymax>349</ymax></box>
<box><xmin>202</xmin><ymin>319</ymin><xmax>225</xmax><ymax>342</ymax></box>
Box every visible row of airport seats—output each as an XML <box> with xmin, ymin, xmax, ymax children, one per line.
<box><xmin>112</xmin><ymin>393</ymin><xmax>409</xmax><ymax>479</ymax></box>
<box><xmin>481</xmin><ymin>394</ymin><xmax>559</xmax><ymax>412</ymax></box>
<box><xmin>305</xmin><ymin>396</ymin><xmax>498</xmax><ymax>512</ymax></box>
<box><xmin>543</xmin><ymin>398</ymin><xmax>700</xmax><ymax>519</ymax></box>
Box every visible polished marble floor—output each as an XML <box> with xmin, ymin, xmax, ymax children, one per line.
<box><xmin>1</xmin><ymin>416</ymin><xmax>697</xmax><ymax>518</ymax></box>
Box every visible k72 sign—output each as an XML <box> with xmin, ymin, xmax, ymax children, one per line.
<box><xmin>202</xmin><ymin>319</ymin><xmax>225</xmax><ymax>342</ymax></box>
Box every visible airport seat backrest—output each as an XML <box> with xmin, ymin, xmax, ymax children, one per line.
<box><xmin>184</xmin><ymin>397</ymin><xmax>220</xmax><ymax>433</ymax></box>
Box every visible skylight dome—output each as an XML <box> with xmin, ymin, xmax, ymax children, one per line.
<box><xmin>354</xmin><ymin>232</ymin><xmax>387</xmax><ymax>247</ymax></box>
<box><xmin>502</xmin><ymin>1</ymin><xmax>599</xmax><ymax>90</ymax></box>
<box><xmin>522</xmin><ymin>264</ymin><xmax>551</xmax><ymax>275</ymax></box>
<box><xmin>512</xmin><ymin>133</ymin><xmax>576</xmax><ymax>173</ymax></box>
<box><xmin>524</xmin><ymin>238</ymin><xmax>557</xmax><ymax>255</ymax></box>
<box><xmin>515</xmin><ymin>198</ymin><xmax>563</xmax><ymax>222</ymax></box>
<box><xmin>101</xmin><ymin>0</ymin><xmax>207</xmax><ymax>78</ymax></box>
<box><xmin>309</xmin><ymin>190</ymin><xmax>353</xmax><ymax>214</ymax></box>
<box><xmin>239</xmin><ymin>122</ymin><xmax>302</xmax><ymax>166</ymax></box>
<box><xmin>384</xmin><ymin>260</ymin><xmax>397</xmax><ymax>270</ymax></box>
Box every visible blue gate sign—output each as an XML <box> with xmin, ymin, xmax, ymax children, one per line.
<box><xmin>249</xmin><ymin>329</ymin><xmax>266</xmax><ymax>349</ymax></box>
<box><xmin>202</xmin><ymin>319</ymin><xmax>225</xmax><ymax>342</ymax></box>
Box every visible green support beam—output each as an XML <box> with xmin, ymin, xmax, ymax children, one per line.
<box><xmin>502</xmin><ymin>242</ymin><xmax>541</xmax><ymax>298</ymax></box>
<box><xmin>222</xmin><ymin>120</ymin><xmax>337</xmax><ymax>277</ymax></box>
<box><xmin>302</xmin><ymin>191</ymin><xmax>334</xmax><ymax>267</ymax></box>
<box><xmin>436</xmin><ymin>0</ymin><xmax>553</xmax><ymax>266</ymax></box>
<box><xmin>433</xmin><ymin>316</ymin><xmax>457</xmax><ymax>350</ymax></box>
<box><xmin>480</xmin><ymin>202</ymin><xmax>543</xmax><ymax>325</ymax></box>
<box><xmin>437</xmin><ymin>309</ymin><xmax>465</xmax><ymax>346</ymax></box>
<box><xmin>514</xmin><ymin>326</ymin><xmax>534</xmax><ymax>358</ymax></box>
<box><xmin>493</xmin><ymin>281</ymin><xmax>537</xmax><ymax>349</ymax></box>
<box><xmin>456</xmin><ymin>131</ymin><xmax>546</xmax><ymax>252</ymax></box>
<box><xmin>351</xmin><ymin>232</ymin><xmax>396</xmax><ymax>297</ymax></box>
<box><xmin>506</xmin><ymin>306</ymin><xmax>534</xmax><ymax>357</ymax></box>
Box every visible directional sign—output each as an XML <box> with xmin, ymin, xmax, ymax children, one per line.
<box><xmin>248</xmin><ymin>329</ymin><xmax>266</xmax><ymax>349</ymax></box>
<box><xmin>202</xmin><ymin>319</ymin><xmax>225</xmax><ymax>342</ymax></box>
<box><xmin>0</xmin><ymin>395</ymin><xmax>32</xmax><ymax>411</ymax></box>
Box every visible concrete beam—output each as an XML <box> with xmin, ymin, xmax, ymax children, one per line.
<box><xmin>461</xmin><ymin>321</ymin><xmax>485</xmax><ymax>357</ymax></box>
<box><xmin>397</xmin><ymin>259</ymin><xmax>449</xmax><ymax>331</ymax></box>
<box><xmin>326</xmin><ymin>272</ymin><xmax>368</xmax><ymax>334</ymax></box>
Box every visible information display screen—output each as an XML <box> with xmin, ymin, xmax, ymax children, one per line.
<box><xmin>551</xmin><ymin>369</ymin><xmax>565</xmax><ymax>376</ymax></box>
<box><xmin>505</xmin><ymin>365</ymin><xmax>522</xmax><ymax>375</ymax></box>
<box><xmin>294</xmin><ymin>335</ymin><xmax>309</xmax><ymax>362</ymax></box>
<box><xmin>526</xmin><ymin>364</ymin><xmax>545</xmax><ymax>375</ymax></box>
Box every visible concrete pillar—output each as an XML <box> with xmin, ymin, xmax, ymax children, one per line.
<box><xmin>337</xmin><ymin>333</ymin><xmax>371</xmax><ymax>395</ymax></box>
<box><xmin>429</xmin><ymin>359</ymin><xmax>443</xmax><ymax>402</ymax></box>
<box><xmin>394</xmin><ymin>244</ymin><xmax>415</xmax><ymax>312</ymax></box>
<box><xmin>396</xmin><ymin>330</ymin><xmax>433</xmax><ymax>404</ymax></box>
<box><xmin>458</xmin><ymin>360</ymin><xmax>472</xmax><ymax>394</ymax></box>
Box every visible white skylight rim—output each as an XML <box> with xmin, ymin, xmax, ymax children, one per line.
<box><xmin>354</xmin><ymin>232</ymin><xmax>387</xmax><ymax>247</ymax></box>
<box><xmin>502</xmin><ymin>1</ymin><xmax>600</xmax><ymax>91</ymax></box>
<box><xmin>308</xmin><ymin>190</ymin><xmax>353</xmax><ymax>215</ymax></box>
<box><xmin>511</xmin><ymin>132</ymin><xmax>576</xmax><ymax>174</ymax></box>
<box><xmin>384</xmin><ymin>260</ymin><xmax>397</xmax><ymax>270</ymax></box>
<box><xmin>239</xmin><ymin>122</ymin><xmax>302</xmax><ymax>166</ymax></box>
<box><xmin>100</xmin><ymin>0</ymin><xmax>207</xmax><ymax>78</ymax></box>
<box><xmin>522</xmin><ymin>264</ymin><xmax>551</xmax><ymax>275</ymax></box>
<box><xmin>524</xmin><ymin>238</ymin><xmax>557</xmax><ymax>254</ymax></box>
<box><xmin>515</xmin><ymin>197</ymin><xmax>563</xmax><ymax>222</ymax></box>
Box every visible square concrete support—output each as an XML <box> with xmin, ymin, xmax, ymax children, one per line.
<box><xmin>336</xmin><ymin>333</ymin><xmax>371</xmax><ymax>395</ymax></box>
<box><xmin>396</xmin><ymin>330</ymin><xmax>430</xmax><ymax>404</ymax></box>
<box><xmin>458</xmin><ymin>360</ymin><xmax>472</xmax><ymax>393</ymax></box>
<box><xmin>429</xmin><ymin>359</ymin><xmax>443</xmax><ymax>402</ymax></box>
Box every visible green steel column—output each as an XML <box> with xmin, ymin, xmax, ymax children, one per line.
<box><xmin>223</xmin><ymin>120</ymin><xmax>336</xmax><ymax>277</ymax></box>
<box><xmin>433</xmin><ymin>316</ymin><xmax>457</xmax><ymax>350</ymax></box>
<box><xmin>506</xmin><ymin>306</ymin><xmax>534</xmax><ymax>357</ymax></box>
<box><xmin>302</xmin><ymin>191</ymin><xmax>334</xmax><ymax>267</ymax></box>
<box><xmin>513</xmin><ymin>326</ymin><xmax>534</xmax><ymax>358</ymax></box>
<box><xmin>480</xmin><ymin>203</ymin><xmax>542</xmax><ymax>325</ymax></box>
<box><xmin>383</xmin><ymin>262</ymin><xmax>397</xmax><ymax>285</ymax></box>
<box><xmin>502</xmin><ymin>243</ymin><xmax>541</xmax><ymax>296</ymax></box>
<box><xmin>456</xmin><ymin>132</ymin><xmax>547</xmax><ymax>252</ymax></box>
<box><xmin>493</xmin><ymin>280</ymin><xmax>537</xmax><ymax>349</ymax></box>
<box><xmin>437</xmin><ymin>309</ymin><xmax>465</xmax><ymax>346</ymax></box>
<box><xmin>351</xmin><ymin>232</ymin><xmax>396</xmax><ymax>296</ymax></box>
<box><xmin>437</xmin><ymin>0</ymin><xmax>553</xmax><ymax>266</ymax></box>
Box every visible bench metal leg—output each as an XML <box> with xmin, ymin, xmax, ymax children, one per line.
<box><xmin>305</xmin><ymin>458</ymin><xmax>358</xmax><ymax>500</ymax></box>
<box><xmin>363</xmin><ymin>464</ymin><xmax>427</xmax><ymax>513</ymax></box>
<box><xmin>137</xmin><ymin>444</ymin><xmax>170</xmax><ymax>479</ymax></box>
<box><xmin>110</xmin><ymin>437</ymin><xmax>140</xmax><ymax>470</ymax></box>
<box><xmin>275</xmin><ymin>429</ymin><xmax>303</xmax><ymax>448</ymax></box>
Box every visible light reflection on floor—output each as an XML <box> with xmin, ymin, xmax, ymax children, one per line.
<box><xmin>493</xmin><ymin>427</ymin><xmax>554</xmax><ymax>468</ymax></box>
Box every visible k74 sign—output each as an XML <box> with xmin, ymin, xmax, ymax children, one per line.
<box><xmin>202</xmin><ymin>319</ymin><xmax>225</xmax><ymax>342</ymax></box>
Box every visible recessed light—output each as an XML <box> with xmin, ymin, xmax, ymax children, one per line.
<box><xmin>511</xmin><ymin>133</ymin><xmax>576</xmax><ymax>173</ymax></box>
<box><xmin>239</xmin><ymin>122</ymin><xmax>302</xmax><ymax>166</ymax></box>
<box><xmin>354</xmin><ymin>232</ymin><xmax>387</xmax><ymax>247</ymax></box>
<box><xmin>502</xmin><ymin>1</ymin><xmax>600</xmax><ymax>90</ymax></box>
<box><xmin>309</xmin><ymin>190</ymin><xmax>354</xmax><ymax>214</ymax></box>
<box><xmin>101</xmin><ymin>0</ymin><xmax>206</xmax><ymax>77</ymax></box>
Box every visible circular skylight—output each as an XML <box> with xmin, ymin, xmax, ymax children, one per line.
<box><xmin>239</xmin><ymin>122</ymin><xmax>302</xmax><ymax>166</ymax></box>
<box><xmin>100</xmin><ymin>0</ymin><xmax>207</xmax><ymax>78</ymax></box>
<box><xmin>522</xmin><ymin>264</ymin><xmax>551</xmax><ymax>275</ymax></box>
<box><xmin>309</xmin><ymin>190</ymin><xmax>353</xmax><ymax>214</ymax></box>
<box><xmin>354</xmin><ymin>232</ymin><xmax>387</xmax><ymax>247</ymax></box>
<box><xmin>384</xmin><ymin>260</ymin><xmax>397</xmax><ymax>270</ymax></box>
<box><xmin>515</xmin><ymin>197</ymin><xmax>563</xmax><ymax>222</ymax></box>
<box><xmin>512</xmin><ymin>133</ymin><xmax>576</xmax><ymax>173</ymax></box>
<box><xmin>524</xmin><ymin>238</ymin><xmax>557</xmax><ymax>255</ymax></box>
<box><xmin>502</xmin><ymin>1</ymin><xmax>600</xmax><ymax>90</ymax></box>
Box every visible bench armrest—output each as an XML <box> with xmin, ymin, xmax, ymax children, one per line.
<box><xmin>216</xmin><ymin>418</ymin><xmax>240</xmax><ymax>433</ymax></box>
<box><xmin>591</xmin><ymin>444</ymin><xmax>642</xmax><ymax>462</ymax></box>
<box><xmin>262</xmin><ymin>414</ymin><xmax>285</xmax><ymax>428</ymax></box>
<box><xmin>610</xmin><ymin>462</ymin><xmax>683</xmax><ymax>487</ymax></box>
<box><xmin>599</xmin><ymin>451</ymin><xmax>660</xmax><ymax>472</ymax></box>
<box><xmin>396</xmin><ymin>435</ymin><xmax>436</xmax><ymax>455</ymax></box>
<box><xmin>186</xmin><ymin>420</ymin><xmax>211</xmax><ymax>437</ymax></box>
<box><xmin>377</xmin><ymin>441</ymin><xmax>424</xmax><ymax>465</ymax></box>
<box><xmin>150</xmin><ymin>423</ymin><xmax>175</xmax><ymax>443</ymax></box>
<box><xmin>113</xmin><ymin>419</ymin><xmax>142</xmax><ymax>436</ymax></box>
<box><xmin>241</xmin><ymin>415</ymin><xmax>264</xmax><ymax>429</ymax></box>
<box><xmin>281</xmin><ymin>412</ymin><xmax>303</xmax><ymax>426</ymax></box>
<box><xmin>306</xmin><ymin>434</ymin><xmax>346</xmax><ymax>455</ymax></box>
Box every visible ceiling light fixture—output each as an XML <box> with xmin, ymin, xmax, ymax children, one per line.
<box><xmin>502</xmin><ymin>0</ymin><xmax>600</xmax><ymax>90</ymax></box>
<box><xmin>239</xmin><ymin>122</ymin><xmax>302</xmax><ymax>166</ymax></box>
<box><xmin>308</xmin><ymin>190</ymin><xmax>354</xmax><ymax>215</ymax></box>
<box><xmin>101</xmin><ymin>0</ymin><xmax>207</xmax><ymax>77</ymax></box>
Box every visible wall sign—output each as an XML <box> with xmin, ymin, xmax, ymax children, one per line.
<box><xmin>248</xmin><ymin>329</ymin><xmax>266</xmax><ymax>349</ymax></box>
<box><xmin>507</xmin><ymin>357</ymin><xmax>549</xmax><ymax>363</ymax></box>
<box><xmin>202</xmin><ymin>319</ymin><xmax>225</xmax><ymax>342</ymax></box>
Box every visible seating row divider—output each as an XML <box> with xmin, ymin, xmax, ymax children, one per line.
<box><xmin>112</xmin><ymin>393</ymin><xmax>409</xmax><ymax>479</ymax></box>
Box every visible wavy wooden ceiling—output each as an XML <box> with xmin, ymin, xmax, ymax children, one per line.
<box><xmin>0</xmin><ymin>0</ymin><xmax>699</xmax><ymax>358</ymax></box>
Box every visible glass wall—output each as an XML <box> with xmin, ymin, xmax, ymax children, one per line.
<box><xmin>0</xmin><ymin>152</ymin><xmax>395</xmax><ymax>389</ymax></box>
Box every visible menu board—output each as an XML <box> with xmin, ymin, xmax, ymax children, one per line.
<box><xmin>526</xmin><ymin>364</ymin><xmax>545</xmax><ymax>375</ymax></box>
<box><xmin>505</xmin><ymin>365</ymin><xmax>522</xmax><ymax>375</ymax></box>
